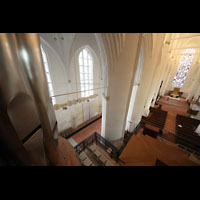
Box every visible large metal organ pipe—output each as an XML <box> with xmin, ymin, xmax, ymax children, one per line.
<box><xmin>13</xmin><ymin>33</ymin><xmax>59</xmax><ymax>165</ymax></box>
<box><xmin>0</xmin><ymin>33</ymin><xmax>60</xmax><ymax>165</ymax></box>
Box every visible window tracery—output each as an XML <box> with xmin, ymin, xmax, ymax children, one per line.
<box><xmin>172</xmin><ymin>48</ymin><xmax>195</xmax><ymax>88</ymax></box>
<box><xmin>78</xmin><ymin>48</ymin><xmax>94</xmax><ymax>97</ymax></box>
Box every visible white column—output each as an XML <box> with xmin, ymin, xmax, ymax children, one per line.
<box><xmin>101</xmin><ymin>33</ymin><xmax>142</xmax><ymax>142</ymax></box>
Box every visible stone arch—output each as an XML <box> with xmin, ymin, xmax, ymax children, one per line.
<box><xmin>39</xmin><ymin>37</ymin><xmax>69</xmax><ymax>95</ymax></box>
<box><xmin>69</xmin><ymin>44</ymin><xmax>103</xmax><ymax>95</ymax></box>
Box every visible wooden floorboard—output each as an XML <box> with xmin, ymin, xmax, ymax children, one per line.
<box><xmin>157</xmin><ymin>96</ymin><xmax>190</xmax><ymax>134</ymax></box>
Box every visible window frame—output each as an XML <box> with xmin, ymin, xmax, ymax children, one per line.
<box><xmin>40</xmin><ymin>45</ymin><xmax>56</xmax><ymax>105</ymax></box>
<box><xmin>78</xmin><ymin>48</ymin><xmax>94</xmax><ymax>97</ymax></box>
<box><xmin>172</xmin><ymin>48</ymin><xmax>195</xmax><ymax>88</ymax></box>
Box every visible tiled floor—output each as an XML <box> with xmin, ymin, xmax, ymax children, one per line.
<box><xmin>70</xmin><ymin>113</ymin><xmax>102</xmax><ymax>133</ymax></box>
<box><xmin>71</xmin><ymin>118</ymin><xmax>102</xmax><ymax>144</ymax></box>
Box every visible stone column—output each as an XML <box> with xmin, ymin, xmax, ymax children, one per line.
<box><xmin>127</xmin><ymin>34</ymin><xmax>156</xmax><ymax>131</ymax></box>
<box><xmin>101</xmin><ymin>33</ymin><xmax>142</xmax><ymax>143</ymax></box>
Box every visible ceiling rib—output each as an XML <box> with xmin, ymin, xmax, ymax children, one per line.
<box><xmin>172</xmin><ymin>52</ymin><xmax>200</xmax><ymax>56</ymax></box>
<box><xmin>171</xmin><ymin>47</ymin><xmax>200</xmax><ymax>51</ymax></box>
<box><xmin>170</xmin><ymin>34</ymin><xmax>200</xmax><ymax>40</ymax></box>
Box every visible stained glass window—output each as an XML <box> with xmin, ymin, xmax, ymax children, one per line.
<box><xmin>172</xmin><ymin>48</ymin><xmax>195</xmax><ymax>88</ymax></box>
<box><xmin>79</xmin><ymin>48</ymin><xmax>93</xmax><ymax>97</ymax></box>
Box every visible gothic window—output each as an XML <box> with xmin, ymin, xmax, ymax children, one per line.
<box><xmin>40</xmin><ymin>45</ymin><xmax>56</xmax><ymax>105</ymax></box>
<box><xmin>78</xmin><ymin>48</ymin><xmax>93</xmax><ymax>97</ymax></box>
<box><xmin>172</xmin><ymin>48</ymin><xmax>195</xmax><ymax>88</ymax></box>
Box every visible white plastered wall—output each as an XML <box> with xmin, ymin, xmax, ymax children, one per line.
<box><xmin>39</xmin><ymin>33</ymin><xmax>105</xmax><ymax>134</ymax></box>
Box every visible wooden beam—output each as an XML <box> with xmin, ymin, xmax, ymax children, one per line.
<box><xmin>52</xmin><ymin>87</ymin><xmax>107</xmax><ymax>97</ymax></box>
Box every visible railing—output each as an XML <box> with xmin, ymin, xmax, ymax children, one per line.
<box><xmin>74</xmin><ymin>132</ymin><xmax>124</xmax><ymax>163</ymax></box>
<box><xmin>95</xmin><ymin>132</ymin><xmax>119</xmax><ymax>161</ymax></box>
<box><xmin>117</xmin><ymin>123</ymin><xmax>142</xmax><ymax>157</ymax></box>
<box><xmin>74</xmin><ymin>133</ymin><xmax>96</xmax><ymax>153</ymax></box>
<box><xmin>74</xmin><ymin>123</ymin><xmax>144</xmax><ymax>165</ymax></box>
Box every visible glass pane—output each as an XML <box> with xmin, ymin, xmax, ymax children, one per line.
<box><xmin>85</xmin><ymin>79</ymin><xmax>89</xmax><ymax>83</ymax></box>
<box><xmin>84</xmin><ymin>67</ymin><xmax>88</xmax><ymax>73</ymax></box>
<box><xmin>85</xmin><ymin>84</ymin><xmax>89</xmax><ymax>90</ymax></box>
<box><xmin>80</xmin><ymin>74</ymin><xmax>84</xmax><ymax>81</ymax></box>
<box><xmin>79</xmin><ymin>66</ymin><xmax>84</xmax><ymax>73</ymax></box>
<box><xmin>83</xmin><ymin>49</ymin><xmax>87</xmax><ymax>58</ymax></box>
<box><xmin>84</xmin><ymin>74</ymin><xmax>88</xmax><ymax>80</ymax></box>
<box><xmin>89</xmin><ymin>90</ymin><xmax>93</xmax><ymax>95</ymax></box>
<box><xmin>79</xmin><ymin>57</ymin><xmax>83</xmax><ymax>65</ymax></box>
<box><xmin>79</xmin><ymin>51</ymin><xmax>83</xmax><ymax>58</ymax></box>
<box><xmin>50</xmin><ymin>91</ymin><xmax>54</xmax><ymax>97</ymax></box>
<box><xmin>79</xmin><ymin>49</ymin><xmax>94</xmax><ymax>97</ymax></box>
<box><xmin>88</xmin><ymin>59</ymin><xmax>92</xmax><ymax>67</ymax></box>
<box><xmin>84</xmin><ymin>59</ymin><xmax>88</xmax><ymax>66</ymax></box>
<box><xmin>89</xmin><ymin>84</ymin><xmax>93</xmax><ymax>90</ymax></box>
<box><xmin>88</xmin><ymin>67</ymin><xmax>93</xmax><ymax>73</ymax></box>
<box><xmin>89</xmin><ymin>74</ymin><xmax>93</xmax><ymax>79</ymax></box>
<box><xmin>85</xmin><ymin>91</ymin><xmax>89</xmax><ymax>97</ymax></box>
<box><xmin>81</xmin><ymin>84</ymin><xmax>85</xmax><ymax>91</ymax></box>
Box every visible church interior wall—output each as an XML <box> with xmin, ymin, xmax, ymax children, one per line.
<box><xmin>39</xmin><ymin>33</ymin><xmax>104</xmax><ymax>134</ymax></box>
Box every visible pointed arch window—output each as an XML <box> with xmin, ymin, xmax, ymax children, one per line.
<box><xmin>78</xmin><ymin>48</ymin><xmax>94</xmax><ymax>97</ymax></box>
<box><xmin>172</xmin><ymin>48</ymin><xmax>195</xmax><ymax>88</ymax></box>
<box><xmin>40</xmin><ymin>45</ymin><xmax>56</xmax><ymax>105</ymax></box>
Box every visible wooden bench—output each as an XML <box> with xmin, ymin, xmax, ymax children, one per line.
<box><xmin>175</xmin><ymin>114</ymin><xmax>200</xmax><ymax>151</ymax></box>
<box><xmin>143</xmin><ymin>124</ymin><xmax>160</xmax><ymax>138</ymax></box>
<box><xmin>141</xmin><ymin>107</ymin><xmax>168</xmax><ymax>134</ymax></box>
<box><xmin>155</xmin><ymin>159</ymin><xmax>168</xmax><ymax>166</ymax></box>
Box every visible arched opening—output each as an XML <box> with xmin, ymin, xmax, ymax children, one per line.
<box><xmin>74</xmin><ymin>46</ymin><xmax>102</xmax><ymax>122</ymax></box>
<box><xmin>172</xmin><ymin>48</ymin><xmax>195</xmax><ymax>88</ymax></box>
<box><xmin>78</xmin><ymin>48</ymin><xmax>94</xmax><ymax>97</ymax></box>
<box><xmin>40</xmin><ymin>45</ymin><xmax>56</xmax><ymax>105</ymax></box>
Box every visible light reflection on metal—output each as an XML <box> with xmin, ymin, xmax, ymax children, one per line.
<box><xmin>13</xmin><ymin>33</ymin><xmax>59</xmax><ymax>163</ymax></box>
<box><xmin>0</xmin><ymin>33</ymin><xmax>40</xmax><ymax>165</ymax></box>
